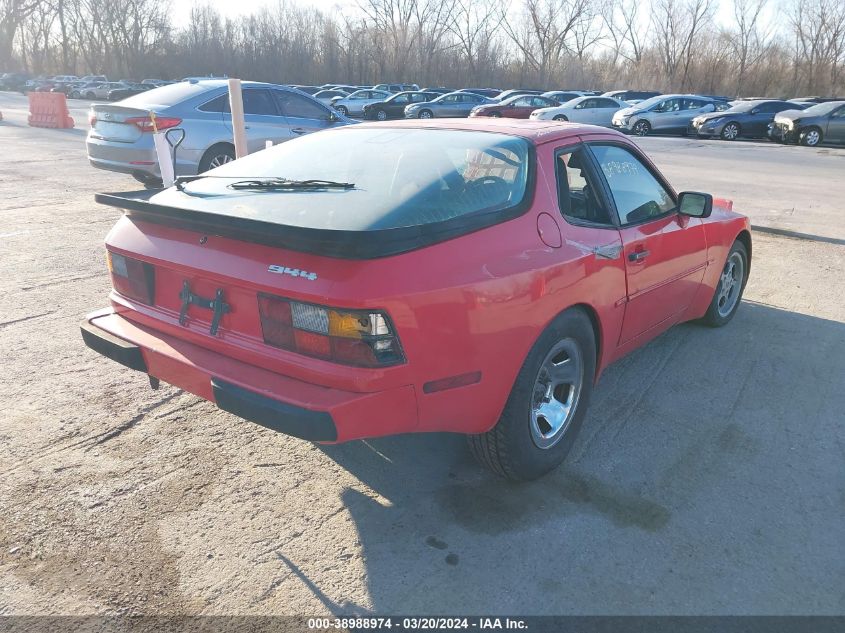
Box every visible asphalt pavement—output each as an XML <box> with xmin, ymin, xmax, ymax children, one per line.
<box><xmin>0</xmin><ymin>91</ymin><xmax>843</xmax><ymax>616</ymax></box>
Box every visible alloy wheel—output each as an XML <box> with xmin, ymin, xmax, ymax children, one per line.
<box><xmin>722</xmin><ymin>123</ymin><xmax>739</xmax><ymax>140</ymax></box>
<box><xmin>530</xmin><ymin>338</ymin><xmax>583</xmax><ymax>450</ymax></box>
<box><xmin>419</xmin><ymin>110</ymin><xmax>433</xmax><ymax>119</ymax></box>
<box><xmin>633</xmin><ymin>121</ymin><xmax>650</xmax><ymax>136</ymax></box>
<box><xmin>209</xmin><ymin>154</ymin><xmax>234</xmax><ymax>169</ymax></box>
<box><xmin>376</xmin><ymin>110</ymin><xmax>388</xmax><ymax>121</ymax></box>
<box><xmin>804</xmin><ymin>129</ymin><xmax>820</xmax><ymax>146</ymax></box>
<box><xmin>716</xmin><ymin>251</ymin><xmax>744</xmax><ymax>317</ymax></box>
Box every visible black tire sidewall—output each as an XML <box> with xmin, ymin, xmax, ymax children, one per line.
<box><xmin>199</xmin><ymin>144</ymin><xmax>235</xmax><ymax>173</ymax></box>
<box><xmin>495</xmin><ymin>309</ymin><xmax>596</xmax><ymax>480</ymax></box>
<box><xmin>721</xmin><ymin>122</ymin><xmax>740</xmax><ymax>140</ymax></box>
<box><xmin>703</xmin><ymin>240</ymin><xmax>748</xmax><ymax>327</ymax></box>
<box><xmin>800</xmin><ymin>127</ymin><xmax>822</xmax><ymax>146</ymax></box>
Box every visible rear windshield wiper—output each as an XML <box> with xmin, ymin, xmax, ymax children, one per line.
<box><xmin>228</xmin><ymin>178</ymin><xmax>355</xmax><ymax>191</ymax></box>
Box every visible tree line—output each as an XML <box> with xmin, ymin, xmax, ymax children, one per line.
<box><xmin>3</xmin><ymin>0</ymin><xmax>844</xmax><ymax>98</ymax></box>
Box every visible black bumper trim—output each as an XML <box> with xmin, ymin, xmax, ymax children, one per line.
<box><xmin>80</xmin><ymin>319</ymin><xmax>148</xmax><ymax>373</ymax></box>
<box><xmin>211</xmin><ymin>378</ymin><xmax>338</xmax><ymax>442</ymax></box>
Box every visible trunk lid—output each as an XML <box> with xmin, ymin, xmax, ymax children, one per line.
<box><xmin>90</xmin><ymin>104</ymin><xmax>152</xmax><ymax>142</ymax></box>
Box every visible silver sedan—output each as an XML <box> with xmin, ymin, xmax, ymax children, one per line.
<box><xmin>330</xmin><ymin>89</ymin><xmax>392</xmax><ymax>117</ymax></box>
<box><xmin>86</xmin><ymin>80</ymin><xmax>352</xmax><ymax>186</ymax></box>
<box><xmin>404</xmin><ymin>91</ymin><xmax>493</xmax><ymax>118</ymax></box>
<box><xmin>529</xmin><ymin>96</ymin><xmax>629</xmax><ymax>126</ymax></box>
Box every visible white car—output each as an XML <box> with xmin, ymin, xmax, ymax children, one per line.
<box><xmin>330</xmin><ymin>89</ymin><xmax>392</xmax><ymax>117</ymax></box>
<box><xmin>530</xmin><ymin>95</ymin><xmax>629</xmax><ymax>126</ymax></box>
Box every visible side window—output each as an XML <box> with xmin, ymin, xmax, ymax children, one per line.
<box><xmin>442</xmin><ymin>94</ymin><xmax>458</xmax><ymax>103</ymax></box>
<box><xmin>556</xmin><ymin>148</ymin><xmax>612</xmax><ymax>226</ymax></box>
<box><xmin>275</xmin><ymin>91</ymin><xmax>330</xmax><ymax>119</ymax></box>
<box><xmin>590</xmin><ymin>144</ymin><xmax>675</xmax><ymax>225</ymax></box>
<box><xmin>242</xmin><ymin>89</ymin><xmax>277</xmax><ymax>116</ymax></box>
<box><xmin>656</xmin><ymin>98</ymin><xmax>679</xmax><ymax>112</ymax></box>
<box><xmin>411</xmin><ymin>93</ymin><xmax>427</xmax><ymax>103</ymax></box>
<box><xmin>513</xmin><ymin>97</ymin><xmax>532</xmax><ymax>107</ymax></box>
<box><xmin>393</xmin><ymin>94</ymin><xmax>409</xmax><ymax>104</ymax></box>
<box><xmin>830</xmin><ymin>106</ymin><xmax>845</xmax><ymax>118</ymax></box>
<box><xmin>198</xmin><ymin>94</ymin><xmax>230</xmax><ymax>113</ymax></box>
<box><xmin>596</xmin><ymin>98</ymin><xmax>618</xmax><ymax>109</ymax></box>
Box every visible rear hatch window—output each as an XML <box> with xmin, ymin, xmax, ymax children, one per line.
<box><xmin>99</xmin><ymin>127</ymin><xmax>533</xmax><ymax>258</ymax></box>
<box><xmin>175</xmin><ymin>128</ymin><xmax>530</xmax><ymax>230</ymax></box>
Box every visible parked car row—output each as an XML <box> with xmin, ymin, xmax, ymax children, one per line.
<box><xmin>83</xmin><ymin>79</ymin><xmax>845</xmax><ymax>188</ymax></box>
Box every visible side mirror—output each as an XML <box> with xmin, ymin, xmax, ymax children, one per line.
<box><xmin>678</xmin><ymin>191</ymin><xmax>713</xmax><ymax>218</ymax></box>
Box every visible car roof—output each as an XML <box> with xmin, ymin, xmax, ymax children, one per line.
<box><xmin>349</xmin><ymin>117</ymin><xmax>626</xmax><ymax>143</ymax></box>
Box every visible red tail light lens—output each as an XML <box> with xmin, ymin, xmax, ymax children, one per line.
<box><xmin>257</xmin><ymin>293</ymin><xmax>404</xmax><ymax>367</ymax></box>
<box><xmin>124</xmin><ymin>116</ymin><xmax>182</xmax><ymax>133</ymax></box>
<box><xmin>107</xmin><ymin>251</ymin><xmax>155</xmax><ymax>305</ymax></box>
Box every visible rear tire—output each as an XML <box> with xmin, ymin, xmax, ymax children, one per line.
<box><xmin>702</xmin><ymin>240</ymin><xmax>748</xmax><ymax>327</ymax></box>
<box><xmin>198</xmin><ymin>143</ymin><xmax>236</xmax><ymax>173</ymax></box>
<box><xmin>467</xmin><ymin>309</ymin><xmax>596</xmax><ymax>481</ymax></box>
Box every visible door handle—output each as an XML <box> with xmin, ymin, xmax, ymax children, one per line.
<box><xmin>628</xmin><ymin>249</ymin><xmax>650</xmax><ymax>262</ymax></box>
<box><xmin>291</xmin><ymin>127</ymin><xmax>306</xmax><ymax>135</ymax></box>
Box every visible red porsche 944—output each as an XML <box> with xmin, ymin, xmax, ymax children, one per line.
<box><xmin>82</xmin><ymin>119</ymin><xmax>751</xmax><ymax>480</ymax></box>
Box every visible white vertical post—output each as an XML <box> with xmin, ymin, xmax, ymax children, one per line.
<box><xmin>228</xmin><ymin>78</ymin><xmax>248</xmax><ymax>159</ymax></box>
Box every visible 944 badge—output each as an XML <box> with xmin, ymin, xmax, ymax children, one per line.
<box><xmin>268</xmin><ymin>264</ymin><xmax>318</xmax><ymax>281</ymax></box>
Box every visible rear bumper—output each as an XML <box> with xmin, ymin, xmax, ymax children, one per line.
<box><xmin>81</xmin><ymin>309</ymin><xmax>418</xmax><ymax>442</ymax></box>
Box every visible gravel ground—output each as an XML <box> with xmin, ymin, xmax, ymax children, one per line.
<box><xmin>0</xmin><ymin>92</ymin><xmax>843</xmax><ymax>617</ymax></box>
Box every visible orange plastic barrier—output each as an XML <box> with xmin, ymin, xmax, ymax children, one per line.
<box><xmin>27</xmin><ymin>92</ymin><xmax>74</xmax><ymax>129</ymax></box>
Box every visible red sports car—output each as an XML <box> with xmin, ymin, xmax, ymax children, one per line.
<box><xmin>82</xmin><ymin>119</ymin><xmax>751</xmax><ymax>480</ymax></box>
<box><xmin>469</xmin><ymin>94</ymin><xmax>560</xmax><ymax>119</ymax></box>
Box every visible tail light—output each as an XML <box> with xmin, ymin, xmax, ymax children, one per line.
<box><xmin>107</xmin><ymin>251</ymin><xmax>155</xmax><ymax>305</ymax></box>
<box><xmin>88</xmin><ymin>111</ymin><xmax>96</xmax><ymax>127</ymax></box>
<box><xmin>257</xmin><ymin>294</ymin><xmax>404</xmax><ymax>368</ymax></box>
<box><xmin>124</xmin><ymin>116</ymin><xmax>182</xmax><ymax>133</ymax></box>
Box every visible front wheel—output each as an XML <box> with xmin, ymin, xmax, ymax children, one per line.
<box><xmin>467</xmin><ymin>308</ymin><xmax>596</xmax><ymax>481</ymax></box>
<box><xmin>418</xmin><ymin>109</ymin><xmax>433</xmax><ymax>119</ymax></box>
<box><xmin>335</xmin><ymin>105</ymin><xmax>348</xmax><ymax>116</ymax></box>
<box><xmin>702</xmin><ymin>240</ymin><xmax>748</xmax><ymax>327</ymax></box>
<box><xmin>799</xmin><ymin>127</ymin><xmax>822</xmax><ymax>146</ymax></box>
<box><xmin>721</xmin><ymin>122</ymin><xmax>740</xmax><ymax>140</ymax></box>
<box><xmin>632</xmin><ymin>120</ymin><xmax>651</xmax><ymax>136</ymax></box>
<box><xmin>553</xmin><ymin>114</ymin><xmax>568</xmax><ymax>122</ymax></box>
<box><xmin>375</xmin><ymin>109</ymin><xmax>388</xmax><ymax>121</ymax></box>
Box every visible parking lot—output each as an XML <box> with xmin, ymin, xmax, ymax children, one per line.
<box><xmin>0</xmin><ymin>90</ymin><xmax>843</xmax><ymax>616</ymax></box>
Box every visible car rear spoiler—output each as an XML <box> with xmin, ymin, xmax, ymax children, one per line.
<box><xmin>95</xmin><ymin>190</ymin><xmax>515</xmax><ymax>260</ymax></box>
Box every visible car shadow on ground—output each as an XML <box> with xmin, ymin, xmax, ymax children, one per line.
<box><xmin>288</xmin><ymin>300</ymin><xmax>845</xmax><ymax>614</ymax></box>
